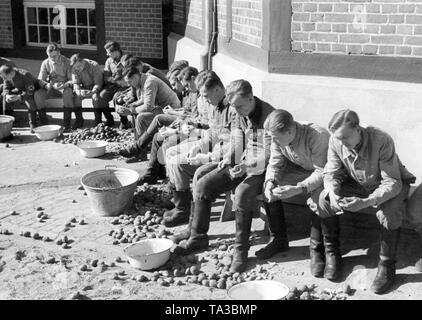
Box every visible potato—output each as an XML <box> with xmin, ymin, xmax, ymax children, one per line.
<box><xmin>137</xmin><ymin>275</ymin><xmax>149</xmax><ymax>282</ymax></box>
<box><xmin>285</xmin><ymin>292</ymin><xmax>297</xmax><ymax>300</ymax></box>
<box><xmin>56</xmin><ymin>239</ymin><xmax>63</xmax><ymax>245</ymax></box>
<box><xmin>341</xmin><ymin>283</ymin><xmax>352</xmax><ymax>295</ymax></box>
<box><xmin>62</xmin><ymin>243</ymin><xmax>70</xmax><ymax>249</ymax></box>
<box><xmin>80</xmin><ymin>264</ymin><xmax>88</xmax><ymax>272</ymax></box>
<box><xmin>190</xmin><ymin>265</ymin><xmax>200</xmax><ymax>275</ymax></box>
<box><xmin>23</xmin><ymin>231</ymin><xmax>31</xmax><ymax>238</ymax></box>
<box><xmin>46</xmin><ymin>257</ymin><xmax>56</xmax><ymax>264</ymax></box>
<box><xmin>175</xmin><ymin>280</ymin><xmax>184</xmax><ymax>286</ymax></box>
<box><xmin>298</xmin><ymin>284</ymin><xmax>309</xmax><ymax>293</ymax></box>
<box><xmin>32</xmin><ymin>233</ymin><xmax>40</xmax><ymax>240</ymax></box>
<box><xmin>209</xmin><ymin>280</ymin><xmax>217</xmax><ymax>288</ymax></box>
<box><xmin>91</xmin><ymin>259</ymin><xmax>99</xmax><ymax>267</ymax></box>
<box><xmin>42</xmin><ymin>236</ymin><xmax>50</xmax><ymax>242</ymax></box>
<box><xmin>217</xmin><ymin>280</ymin><xmax>226</xmax><ymax>289</ymax></box>
<box><xmin>173</xmin><ymin>269</ymin><xmax>182</xmax><ymax>277</ymax></box>
<box><xmin>112</xmin><ymin>240</ymin><xmax>119</xmax><ymax>245</ymax></box>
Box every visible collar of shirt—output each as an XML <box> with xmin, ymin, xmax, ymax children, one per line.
<box><xmin>247</xmin><ymin>96</ymin><xmax>262</xmax><ymax>126</ymax></box>
<box><xmin>342</xmin><ymin>126</ymin><xmax>369</xmax><ymax>160</ymax></box>
<box><xmin>288</xmin><ymin>122</ymin><xmax>303</xmax><ymax>148</ymax></box>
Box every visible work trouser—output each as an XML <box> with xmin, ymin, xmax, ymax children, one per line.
<box><xmin>5</xmin><ymin>94</ymin><xmax>39</xmax><ymax>112</ymax></box>
<box><xmin>135</xmin><ymin>107</ymin><xmax>163</xmax><ymax>137</ymax></box>
<box><xmin>136</xmin><ymin>113</ymin><xmax>178</xmax><ymax>146</ymax></box>
<box><xmin>318</xmin><ymin>178</ymin><xmax>410</xmax><ymax>230</ymax></box>
<box><xmin>165</xmin><ymin>134</ymin><xmax>202</xmax><ymax>165</ymax></box>
<box><xmin>74</xmin><ymin>93</ymin><xmax>110</xmax><ymax>109</ymax></box>
<box><xmin>34</xmin><ymin>87</ymin><xmax>78</xmax><ymax>109</ymax></box>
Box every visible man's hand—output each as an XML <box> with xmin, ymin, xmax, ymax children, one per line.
<box><xmin>45</xmin><ymin>83</ymin><xmax>53</xmax><ymax>91</ymax></box>
<box><xmin>272</xmin><ymin>185</ymin><xmax>302</xmax><ymax>200</ymax></box>
<box><xmin>338</xmin><ymin>197</ymin><xmax>371</xmax><ymax>212</ymax></box>
<box><xmin>181</xmin><ymin>123</ymin><xmax>194</xmax><ymax>135</ymax></box>
<box><xmin>159</xmin><ymin>127</ymin><xmax>177</xmax><ymax>138</ymax></box>
<box><xmin>229</xmin><ymin>163</ymin><xmax>247</xmax><ymax>179</ymax></box>
<box><xmin>5</xmin><ymin>94</ymin><xmax>20</xmax><ymax>103</ymax></box>
<box><xmin>264</xmin><ymin>180</ymin><xmax>278</xmax><ymax>203</ymax></box>
<box><xmin>53</xmin><ymin>82</ymin><xmax>64</xmax><ymax>90</ymax></box>
<box><xmin>127</xmin><ymin>103</ymin><xmax>138</xmax><ymax>114</ymax></box>
<box><xmin>187</xmin><ymin>145</ymin><xmax>201</xmax><ymax>159</ymax></box>
<box><xmin>92</xmin><ymin>92</ymin><xmax>99</xmax><ymax>102</ymax></box>
<box><xmin>163</xmin><ymin>105</ymin><xmax>174</xmax><ymax>114</ymax></box>
<box><xmin>328</xmin><ymin>190</ymin><xmax>343</xmax><ymax>213</ymax></box>
<box><xmin>187</xmin><ymin>153</ymin><xmax>210</xmax><ymax>166</ymax></box>
<box><xmin>218</xmin><ymin>158</ymin><xmax>230</xmax><ymax>170</ymax></box>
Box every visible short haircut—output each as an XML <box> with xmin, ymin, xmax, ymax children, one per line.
<box><xmin>129</xmin><ymin>57</ymin><xmax>144</xmax><ymax>69</ymax></box>
<box><xmin>263</xmin><ymin>109</ymin><xmax>295</xmax><ymax>133</ymax></box>
<box><xmin>195</xmin><ymin>70</ymin><xmax>224</xmax><ymax>91</ymax></box>
<box><xmin>104</xmin><ymin>41</ymin><xmax>121</xmax><ymax>52</ymax></box>
<box><xmin>168</xmin><ymin>60</ymin><xmax>189</xmax><ymax>74</ymax></box>
<box><xmin>70</xmin><ymin>53</ymin><xmax>83</xmax><ymax>66</ymax></box>
<box><xmin>0</xmin><ymin>64</ymin><xmax>14</xmax><ymax>76</ymax></box>
<box><xmin>168</xmin><ymin>69</ymin><xmax>181</xmax><ymax>81</ymax></box>
<box><xmin>180</xmin><ymin>66</ymin><xmax>199</xmax><ymax>81</ymax></box>
<box><xmin>328</xmin><ymin>109</ymin><xmax>360</xmax><ymax>132</ymax></box>
<box><xmin>225</xmin><ymin>79</ymin><xmax>253</xmax><ymax>101</ymax></box>
<box><xmin>46</xmin><ymin>43</ymin><xmax>60</xmax><ymax>53</ymax></box>
<box><xmin>124</xmin><ymin>67</ymin><xmax>140</xmax><ymax>79</ymax></box>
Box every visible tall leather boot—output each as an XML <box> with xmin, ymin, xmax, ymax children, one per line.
<box><xmin>173</xmin><ymin>199</ymin><xmax>211</xmax><ymax>255</ymax></box>
<box><xmin>138</xmin><ymin>164</ymin><xmax>166</xmax><ymax>184</ymax></box>
<box><xmin>103</xmin><ymin>109</ymin><xmax>115</xmax><ymax>127</ymax></box>
<box><xmin>321</xmin><ymin>215</ymin><xmax>342</xmax><ymax>281</ymax></box>
<box><xmin>255</xmin><ymin>201</ymin><xmax>289</xmax><ymax>259</ymax></box>
<box><xmin>119</xmin><ymin>115</ymin><xmax>130</xmax><ymax>130</ymax></box>
<box><xmin>230</xmin><ymin>209</ymin><xmax>253</xmax><ymax>273</ymax></box>
<box><xmin>72</xmin><ymin>107</ymin><xmax>84</xmax><ymax>130</ymax></box>
<box><xmin>5</xmin><ymin>109</ymin><xmax>14</xmax><ymax>117</ymax></box>
<box><xmin>170</xmin><ymin>200</ymin><xmax>195</xmax><ymax>244</ymax></box>
<box><xmin>309</xmin><ymin>212</ymin><xmax>325</xmax><ymax>278</ymax></box>
<box><xmin>38</xmin><ymin>109</ymin><xmax>49</xmax><ymax>125</ymax></box>
<box><xmin>118</xmin><ymin>131</ymin><xmax>152</xmax><ymax>159</ymax></box>
<box><xmin>94</xmin><ymin>109</ymin><xmax>102</xmax><ymax>126</ymax></box>
<box><xmin>63</xmin><ymin>109</ymin><xmax>72</xmax><ymax>131</ymax></box>
<box><xmin>371</xmin><ymin>227</ymin><xmax>400</xmax><ymax>294</ymax></box>
<box><xmin>162</xmin><ymin>189</ymin><xmax>192</xmax><ymax>227</ymax></box>
<box><xmin>28</xmin><ymin>111</ymin><xmax>37</xmax><ymax>133</ymax></box>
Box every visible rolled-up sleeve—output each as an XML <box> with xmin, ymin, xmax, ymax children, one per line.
<box><xmin>298</xmin><ymin>132</ymin><xmax>329</xmax><ymax>192</ymax></box>
<box><xmin>324</xmin><ymin>136</ymin><xmax>347</xmax><ymax>194</ymax></box>
<box><xmin>368</xmin><ymin>136</ymin><xmax>403</xmax><ymax>205</ymax></box>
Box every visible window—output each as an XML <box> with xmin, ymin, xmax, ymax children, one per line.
<box><xmin>24</xmin><ymin>0</ymin><xmax>96</xmax><ymax>50</ymax></box>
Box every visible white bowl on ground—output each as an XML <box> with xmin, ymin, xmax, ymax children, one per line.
<box><xmin>227</xmin><ymin>280</ymin><xmax>290</xmax><ymax>300</ymax></box>
<box><xmin>124</xmin><ymin>238</ymin><xmax>174</xmax><ymax>270</ymax></box>
<box><xmin>33</xmin><ymin>125</ymin><xmax>62</xmax><ymax>141</ymax></box>
<box><xmin>78</xmin><ymin>140</ymin><xmax>108</xmax><ymax>158</ymax></box>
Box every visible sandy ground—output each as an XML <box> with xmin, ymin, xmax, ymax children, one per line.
<box><xmin>1</xmin><ymin>113</ymin><xmax>422</xmax><ymax>301</ymax></box>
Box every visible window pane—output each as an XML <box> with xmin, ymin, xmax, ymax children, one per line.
<box><xmin>39</xmin><ymin>26</ymin><xmax>49</xmax><ymax>43</ymax></box>
<box><xmin>50</xmin><ymin>27</ymin><xmax>60</xmax><ymax>43</ymax></box>
<box><xmin>27</xmin><ymin>7</ymin><xmax>37</xmax><ymax>24</ymax></box>
<box><xmin>89</xmin><ymin>28</ymin><xmax>96</xmax><ymax>45</ymax></box>
<box><xmin>77</xmin><ymin>9</ymin><xmax>88</xmax><ymax>26</ymax></box>
<box><xmin>78</xmin><ymin>28</ymin><xmax>88</xmax><ymax>45</ymax></box>
<box><xmin>66</xmin><ymin>8</ymin><xmax>75</xmax><ymax>26</ymax></box>
<box><xmin>38</xmin><ymin>7</ymin><xmax>48</xmax><ymax>25</ymax></box>
<box><xmin>66</xmin><ymin>27</ymin><xmax>77</xmax><ymax>45</ymax></box>
<box><xmin>28</xmin><ymin>26</ymin><xmax>38</xmax><ymax>42</ymax></box>
<box><xmin>88</xmin><ymin>9</ymin><xmax>96</xmax><ymax>26</ymax></box>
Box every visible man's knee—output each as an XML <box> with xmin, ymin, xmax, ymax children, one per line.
<box><xmin>377</xmin><ymin>197</ymin><xmax>405</xmax><ymax>230</ymax></box>
<box><xmin>234</xmin><ymin>183</ymin><xmax>257</xmax><ymax>210</ymax></box>
<box><xmin>34</xmin><ymin>89</ymin><xmax>47</xmax><ymax>107</ymax></box>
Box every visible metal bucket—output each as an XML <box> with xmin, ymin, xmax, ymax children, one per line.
<box><xmin>80</xmin><ymin>166</ymin><xmax>139</xmax><ymax>216</ymax></box>
<box><xmin>0</xmin><ymin>115</ymin><xmax>14</xmax><ymax>140</ymax></box>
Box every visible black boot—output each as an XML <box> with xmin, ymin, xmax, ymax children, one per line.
<box><xmin>38</xmin><ymin>109</ymin><xmax>49</xmax><ymax>125</ymax></box>
<box><xmin>170</xmin><ymin>201</ymin><xmax>195</xmax><ymax>244</ymax></box>
<box><xmin>138</xmin><ymin>164</ymin><xmax>166</xmax><ymax>184</ymax></box>
<box><xmin>173</xmin><ymin>199</ymin><xmax>211</xmax><ymax>255</ymax></box>
<box><xmin>28</xmin><ymin>111</ymin><xmax>37</xmax><ymax>133</ymax></box>
<box><xmin>119</xmin><ymin>115</ymin><xmax>130</xmax><ymax>130</ymax></box>
<box><xmin>321</xmin><ymin>215</ymin><xmax>342</xmax><ymax>281</ymax></box>
<box><xmin>230</xmin><ymin>209</ymin><xmax>253</xmax><ymax>273</ymax></box>
<box><xmin>163</xmin><ymin>189</ymin><xmax>192</xmax><ymax>227</ymax></box>
<box><xmin>103</xmin><ymin>109</ymin><xmax>115</xmax><ymax>127</ymax></box>
<box><xmin>310</xmin><ymin>213</ymin><xmax>325</xmax><ymax>278</ymax></box>
<box><xmin>63</xmin><ymin>109</ymin><xmax>72</xmax><ymax>131</ymax></box>
<box><xmin>94</xmin><ymin>109</ymin><xmax>102</xmax><ymax>126</ymax></box>
<box><xmin>255</xmin><ymin>201</ymin><xmax>289</xmax><ymax>259</ymax></box>
<box><xmin>371</xmin><ymin>228</ymin><xmax>400</xmax><ymax>294</ymax></box>
<box><xmin>119</xmin><ymin>131</ymin><xmax>152</xmax><ymax>161</ymax></box>
<box><xmin>5</xmin><ymin>109</ymin><xmax>15</xmax><ymax>117</ymax></box>
<box><xmin>72</xmin><ymin>108</ymin><xmax>84</xmax><ymax>130</ymax></box>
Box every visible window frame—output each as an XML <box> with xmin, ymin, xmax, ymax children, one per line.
<box><xmin>23</xmin><ymin>0</ymin><xmax>96</xmax><ymax>50</ymax></box>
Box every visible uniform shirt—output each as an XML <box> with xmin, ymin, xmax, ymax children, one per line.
<box><xmin>72</xmin><ymin>59</ymin><xmax>104</xmax><ymax>93</ymax></box>
<box><xmin>324</xmin><ymin>126</ymin><xmax>416</xmax><ymax>205</ymax></box>
<box><xmin>38</xmin><ymin>54</ymin><xmax>72</xmax><ymax>86</ymax></box>
<box><xmin>265</xmin><ymin>122</ymin><xmax>330</xmax><ymax>192</ymax></box>
<box><xmin>133</xmin><ymin>73</ymin><xmax>181</xmax><ymax>113</ymax></box>
<box><xmin>104</xmin><ymin>52</ymin><xmax>127</xmax><ymax>88</ymax></box>
<box><xmin>228</xmin><ymin>97</ymin><xmax>275</xmax><ymax>176</ymax></box>
<box><xmin>194</xmin><ymin>98</ymin><xmax>235</xmax><ymax>162</ymax></box>
<box><xmin>3</xmin><ymin>68</ymin><xmax>39</xmax><ymax>96</ymax></box>
<box><xmin>142</xmin><ymin>63</ymin><xmax>171</xmax><ymax>88</ymax></box>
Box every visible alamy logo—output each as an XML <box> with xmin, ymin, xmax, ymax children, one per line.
<box><xmin>352</xmin><ymin>5</ymin><xmax>367</xmax><ymax>32</ymax></box>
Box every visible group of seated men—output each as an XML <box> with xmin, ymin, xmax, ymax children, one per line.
<box><xmin>1</xmin><ymin>44</ymin><xmax>421</xmax><ymax>296</ymax></box>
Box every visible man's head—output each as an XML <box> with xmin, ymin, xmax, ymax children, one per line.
<box><xmin>167</xmin><ymin>60</ymin><xmax>189</xmax><ymax>78</ymax></box>
<box><xmin>168</xmin><ymin>69</ymin><xmax>184</xmax><ymax>94</ymax></box>
<box><xmin>225</xmin><ymin>79</ymin><xmax>255</xmax><ymax>117</ymax></box>
<box><xmin>328</xmin><ymin>109</ymin><xmax>361</xmax><ymax>150</ymax></box>
<box><xmin>264</xmin><ymin>109</ymin><xmax>296</xmax><ymax>147</ymax></box>
<box><xmin>70</xmin><ymin>53</ymin><xmax>87</xmax><ymax>73</ymax></box>
<box><xmin>123</xmin><ymin>67</ymin><xmax>141</xmax><ymax>88</ymax></box>
<box><xmin>104</xmin><ymin>41</ymin><xmax>122</xmax><ymax>60</ymax></box>
<box><xmin>46</xmin><ymin>43</ymin><xmax>61</xmax><ymax>63</ymax></box>
<box><xmin>195</xmin><ymin>70</ymin><xmax>225</xmax><ymax>106</ymax></box>
<box><xmin>179</xmin><ymin>66</ymin><xmax>199</xmax><ymax>92</ymax></box>
<box><xmin>0</xmin><ymin>64</ymin><xmax>15</xmax><ymax>81</ymax></box>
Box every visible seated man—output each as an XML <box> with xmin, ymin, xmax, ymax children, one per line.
<box><xmin>0</xmin><ymin>57</ymin><xmax>17</xmax><ymax>116</ymax></box>
<box><xmin>69</xmin><ymin>54</ymin><xmax>105</xmax><ymax>130</ymax></box>
<box><xmin>163</xmin><ymin>71</ymin><xmax>234</xmax><ymax>228</ymax></box>
<box><xmin>319</xmin><ymin>109</ymin><xmax>415</xmax><ymax>294</ymax></box>
<box><xmin>0</xmin><ymin>65</ymin><xmax>45</xmax><ymax>132</ymax></box>
<box><xmin>119</xmin><ymin>66</ymin><xmax>200</xmax><ymax>164</ymax></box>
<box><xmin>172</xmin><ymin>80</ymin><xmax>275</xmax><ymax>275</ymax></box>
<box><xmin>117</xmin><ymin>67</ymin><xmax>180</xmax><ymax>154</ymax></box>
<box><xmin>35</xmin><ymin>43</ymin><xmax>76</xmax><ymax>130</ymax></box>
<box><xmin>262</xmin><ymin>111</ymin><xmax>329</xmax><ymax>263</ymax></box>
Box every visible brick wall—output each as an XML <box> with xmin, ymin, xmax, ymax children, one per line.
<box><xmin>104</xmin><ymin>0</ymin><xmax>163</xmax><ymax>59</ymax></box>
<box><xmin>0</xmin><ymin>0</ymin><xmax>13</xmax><ymax>49</ymax></box>
<box><xmin>187</xmin><ymin>0</ymin><xmax>203</xmax><ymax>29</ymax></box>
<box><xmin>217</xmin><ymin>0</ymin><xmax>227</xmax><ymax>37</ymax></box>
<box><xmin>173</xmin><ymin>0</ymin><xmax>185</xmax><ymax>23</ymax></box>
<box><xmin>232</xmin><ymin>0</ymin><xmax>262</xmax><ymax>47</ymax></box>
<box><xmin>292</xmin><ymin>0</ymin><xmax>422</xmax><ymax>57</ymax></box>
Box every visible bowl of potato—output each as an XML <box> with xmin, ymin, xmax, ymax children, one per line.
<box><xmin>228</xmin><ymin>280</ymin><xmax>290</xmax><ymax>300</ymax></box>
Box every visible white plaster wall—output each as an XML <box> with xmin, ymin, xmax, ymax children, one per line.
<box><xmin>169</xmin><ymin>33</ymin><xmax>422</xmax><ymax>183</ymax></box>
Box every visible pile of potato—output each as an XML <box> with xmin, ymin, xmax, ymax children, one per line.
<box><xmin>58</xmin><ymin>124</ymin><xmax>133</xmax><ymax>145</ymax></box>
